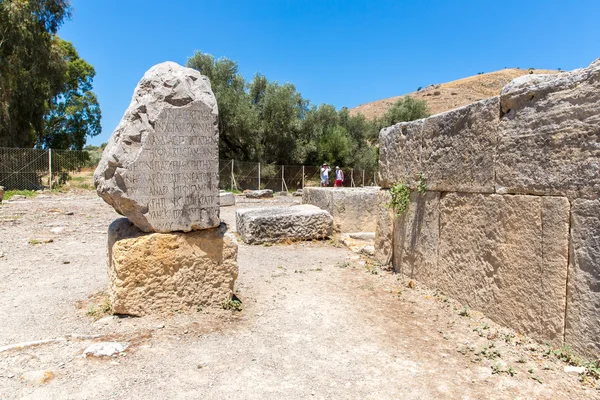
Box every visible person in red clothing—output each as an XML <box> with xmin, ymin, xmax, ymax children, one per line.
<box><xmin>334</xmin><ymin>166</ymin><xmax>344</xmax><ymax>187</ymax></box>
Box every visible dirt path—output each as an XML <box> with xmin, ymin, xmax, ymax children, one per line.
<box><xmin>0</xmin><ymin>192</ymin><xmax>597</xmax><ymax>399</ymax></box>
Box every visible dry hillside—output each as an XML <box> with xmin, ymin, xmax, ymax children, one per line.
<box><xmin>350</xmin><ymin>68</ymin><xmax>558</xmax><ymax>120</ymax></box>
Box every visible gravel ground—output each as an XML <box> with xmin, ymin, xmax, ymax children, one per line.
<box><xmin>0</xmin><ymin>191</ymin><xmax>597</xmax><ymax>399</ymax></box>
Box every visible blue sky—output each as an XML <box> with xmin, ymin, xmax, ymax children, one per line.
<box><xmin>58</xmin><ymin>0</ymin><xmax>600</xmax><ymax>146</ymax></box>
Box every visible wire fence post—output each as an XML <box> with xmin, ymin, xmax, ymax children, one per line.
<box><xmin>362</xmin><ymin>170</ymin><xmax>365</xmax><ymax>187</ymax></box>
<box><xmin>302</xmin><ymin>165</ymin><xmax>305</xmax><ymax>189</ymax></box>
<box><xmin>257</xmin><ymin>162</ymin><xmax>261</xmax><ymax>190</ymax></box>
<box><xmin>281</xmin><ymin>165</ymin><xmax>284</xmax><ymax>192</ymax></box>
<box><xmin>374</xmin><ymin>171</ymin><xmax>377</xmax><ymax>186</ymax></box>
<box><xmin>230</xmin><ymin>159</ymin><xmax>234</xmax><ymax>191</ymax></box>
<box><xmin>350</xmin><ymin>168</ymin><xmax>354</xmax><ymax>187</ymax></box>
<box><xmin>48</xmin><ymin>148</ymin><xmax>52</xmax><ymax>189</ymax></box>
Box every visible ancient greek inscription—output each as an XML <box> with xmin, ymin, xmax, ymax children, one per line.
<box><xmin>123</xmin><ymin>103</ymin><xmax>219</xmax><ymax>231</ymax></box>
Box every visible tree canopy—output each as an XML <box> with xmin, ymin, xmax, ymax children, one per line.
<box><xmin>187</xmin><ymin>50</ymin><xmax>429</xmax><ymax>169</ymax></box>
<box><xmin>0</xmin><ymin>0</ymin><xmax>101</xmax><ymax>149</ymax></box>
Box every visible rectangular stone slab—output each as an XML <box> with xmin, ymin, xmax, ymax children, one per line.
<box><xmin>378</xmin><ymin>120</ymin><xmax>423</xmax><ymax>189</ymax></box>
<box><xmin>108</xmin><ymin>218</ymin><xmax>238</xmax><ymax>316</ymax></box>
<box><xmin>302</xmin><ymin>187</ymin><xmax>379</xmax><ymax>232</ymax></box>
<box><xmin>437</xmin><ymin>193</ymin><xmax>569</xmax><ymax>345</ymax></box>
<box><xmin>236</xmin><ymin>205</ymin><xmax>333</xmax><ymax>244</ymax></box>
<box><xmin>565</xmin><ymin>199</ymin><xmax>600</xmax><ymax>359</ymax></box>
<box><xmin>420</xmin><ymin>97</ymin><xmax>498</xmax><ymax>193</ymax></box>
<box><xmin>392</xmin><ymin>191</ymin><xmax>441</xmax><ymax>285</ymax></box>
<box><xmin>497</xmin><ymin>60</ymin><xmax>600</xmax><ymax>199</ymax></box>
<box><xmin>374</xmin><ymin>190</ymin><xmax>394</xmax><ymax>265</ymax></box>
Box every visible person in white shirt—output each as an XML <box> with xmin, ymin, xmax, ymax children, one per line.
<box><xmin>320</xmin><ymin>163</ymin><xmax>331</xmax><ymax>186</ymax></box>
<box><xmin>334</xmin><ymin>166</ymin><xmax>344</xmax><ymax>187</ymax></box>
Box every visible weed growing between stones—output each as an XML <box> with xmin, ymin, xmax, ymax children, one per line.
<box><xmin>416</xmin><ymin>172</ymin><xmax>428</xmax><ymax>194</ymax></box>
<box><xmin>86</xmin><ymin>295</ymin><xmax>112</xmax><ymax>320</ymax></box>
<box><xmin>388</xmin><ymin>183</ymin><xmax>411</xmax><ymax>216</ymax></box>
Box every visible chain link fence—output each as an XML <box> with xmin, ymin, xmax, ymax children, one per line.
<box><xmin>0</xmin><ymin>147</ymin><xmax>378</xmax><ymax>191</ymax></box>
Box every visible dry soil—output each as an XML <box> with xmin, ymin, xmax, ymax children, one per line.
<box><xmin>0</xmin><ymin>191</ymin><xmax>597</xmax><ymax>399</ymax></box>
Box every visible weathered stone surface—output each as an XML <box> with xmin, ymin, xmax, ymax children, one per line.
<box><xmin>236</xmin><ymin>205</ymin><xmax>332</xmax><ymax>244</ymax></box>
<box><xmin>565</xmin><ymin>199</ymin><xmax>600</xmax><ymax>359</ymax></box>
<box><xmin>245</xmin><ymin>189</ymin><xmax>273</xmax><ymax>199</ymax></box>
<box><xmin>302</xmin><ymin>187</ymin><xmax>379</xmax><ymax>232</ymax></box>
<box><xmin>219</xmin><ymin>191</ymin><xmax>235</xmax><ymax>206</ymax></box>
<box><xmin>0</xmin><ymin>186</ymin><xmax>4</xmax><ymax>202</ymax></box>
<box><xmin>421</xmin><ymin>97</ymin><xmax>498</xmax><ymax>193</ymax></box>
<box><xmin>94</xmin><ymin>62</ymin><xmax>220</xmax><ymax>233</ymax></box>
<box><xmin>497</xmin><ymin>59</ymin><xmax>600</xmax><ymax>199</ymax></box>
<box><xmin>374</xmin><ymin>190</ymin><xmax>394</xmax><ymax>265</ymax></box>
<box><xmin>437</xmin><ymin>193</ymin><xmax>569</xmax><ymax>344</ymax></box>
<box><xmin>378</xmin><ymin>120</ymin><xmax>423</xmax><ymax>189</ymax></box>
<box><xmin>108</xmin><ymin>218</ymin><xmax>238</xmax><ymax>316</ymax></box>
<box><xmin>378</xmin><ymin>98</ymin><xmax>498</xmax><ymax>193</ymax></box>
<box><xmin>393</xmin><ymin>192</ymin><xmax>441</xmax><ymax>286</ymax></box>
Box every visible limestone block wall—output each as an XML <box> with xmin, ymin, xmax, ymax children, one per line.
<box><xmin>376</xmin><ymin>59</ymin><xmax>600</xmax><ymax>359</ymax></box>
<box><xmin>302</xmin><ymin>187</ymin><xmax>380</xmax><ymax>233</ymax></box>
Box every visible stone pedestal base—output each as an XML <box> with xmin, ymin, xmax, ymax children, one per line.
<box><xmin>107</xmin><ymin>218</ymin><xmax>238</xmax><ymax>316</ymax></box>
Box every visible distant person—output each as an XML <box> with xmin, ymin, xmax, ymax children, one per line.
<box><xmin>334</xmin><ymin>166</ymin><xmax>344</xmax><ymax>187</ymax></box>
<box><xmin>320</xmin><ymin>163</ymin><xmax>331</xmax><ymax>187</ymax></box>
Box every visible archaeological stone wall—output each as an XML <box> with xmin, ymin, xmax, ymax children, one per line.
<box><xmin>376</xmin><ymin>59</ymin><xmax>600</xmax><ymax>359</ymax></box>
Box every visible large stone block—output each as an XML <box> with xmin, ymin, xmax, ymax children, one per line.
<box><xmin>302</xmin><ymin>187</ymin><xmax>379</xmax><ymax>232</ymax></box>
<box><xmin>219</xmin><ymin>191</ymin><xmax>235</xmax><ymax>206</ymax></box>
<box><xmin>421</xmin><ymin>97</ymin><xmax>498</xmax><ymax>193</ymax></box>
<box><xmin>95</xmin><ymin>62</ymin><xmax>220</xmax><ymax>232</ymax></box>
<box><xmin>236</xmin><ymin>205</ymin><xmax>332</xmax><ymax>244</ymax></box>
<box><xmin>497</xmin><ymin>59</ymin><xmax>600</xmax><ymax>199</ymax></box>
<box><xmin>565</xmin><ymin>199</ymin><xmax>600</xmax><ymax>359</ymax></box>
<box><xmin>108</xmin><ymin>218</ymin><xmax>237</xmax><ymax>316</ymax></box>
<box><xmin>378</xmin><ymin>120</ymin><xmax>423</xmax><ymax>189</ymax></box>
<box><xmin>437</xmin><ymin>193</ymin><xmax>569</xmax><ymax>344</ymax></box>
<box><xmin>392</xmin><ymin>192</ymin><xmax>441</xmax><ymax>286</ymax></box>
<box><xmin>374</xmin><ymin>190</ymin><xmax>394</xmax><ymax>265</ymax></box>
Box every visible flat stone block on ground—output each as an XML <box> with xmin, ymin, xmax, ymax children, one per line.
<box><xmin>565</xmin><ymin>199</ymin><xmax>600</xmax><ymax>359</ymax></box>
<box><xmin>236</xmin><ymin>205</ymin><xmax>333</xmax><ymax>244</ymax></box>
<box><xmin>245</xmin><ymin>189</ymin><xmax>273</xmax><ymax>199</ymax></box>
<box><xmin>302</xmin><ymin>187</ymin><xmax>379</xmax><ymax>232</ymax></box>
<box><xmin>219</xmin><ymin>191</ymin><xmax>235</xmax><ymax>206</ymax></box>
<box><xmin>108</xmin><ymin>218</ymin><xmax>238</xmax><ymax>316</ymax></box>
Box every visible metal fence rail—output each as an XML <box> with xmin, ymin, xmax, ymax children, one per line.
<box><xmin>0</xmin><ymin>147</ymin><xmax>378</xmax><ymax>191</ymax></box>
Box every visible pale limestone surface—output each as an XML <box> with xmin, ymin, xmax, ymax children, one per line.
<box><xmin>302</xmin><ymin>187</ymin><xmax>379</xmax><ymax>232</ymax></box>
<box><xmin>374</xmin><ymin>190</ymin><xmax>394</xmax><ymax>265</ymax></box>
<box><xmin>219</xmin><ymin>191</ymin><xmax>235</xmax><ymax>206</ymax></box>
<box><xmin>565</xmin><ymin>199</ymin><xmax>600</xmax><ymax>359</ymax></box>
<box><xmin>392</xmin><ymin>192</ymin><xmax>441</xmax><ymax>285</ymax></box>
<box><xmin>437</xmin><ymin>193</ymin><xmax>569</xmax><ymax>345</ymax></box>
<box><xmin>0</xmin><ymin>186</ymin><xmax>4</xmax><ymax>202</ymax></box>
<box><xmin>236</xmin><ymin>205</ymin><xmax>332</xmax><ymax>244</ymax></box>
<box><xmin>95</xmin><ymin>62</ymin><xmax>219</xmax><ymax>233</ymax></box>
<box><xmin>107</xmin><ymin>218</ymin><xmax>238</xmax><ymax>316</ymax></box>
<box><xmin>378</xmin><ymin>120</ymin><xmax>423</xmax><ymax>189</ymax></box>
<box><xmin>421</xmin><ymin>97</ymin><xmax>498</xmax><ymax>193</ymax></box>
<box><xmin>245</xmin><ymin>189</ymin><xmax>273</xmax><ymax>199</ymax></box>
<box><xmin>497</xmin><ymin>59</ymin><xmax>600</xmax><ymax>199</ymax></box>
<box><xmin>379</xmin><ymin>98</ymin><xmax>498</xmax><ymax>192</ymax></box>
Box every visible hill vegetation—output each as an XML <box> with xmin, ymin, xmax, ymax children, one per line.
<box><xmin>350</xmin><ymin>68</ymin><xmax>558</xmax><ymax>120</ymax></box>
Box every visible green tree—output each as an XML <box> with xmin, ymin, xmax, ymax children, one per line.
<box><xmin>41</xmin><ymin>38</ymin><xmax>101</xmax><ymax>149</ymax></box>
<box><xmin>0</xmin><ymin>0</ymin><xmax>72</xmax><ymax>147</ymax></box>
<box><xmin>0</xmin><ymin>0</ymin><xmax>100</xmax><ymax>149</ymax></box>
<box><xmin>187</xmin><ymin>51</ymin><xmax>258</xmax><ymax>161</ymax></box>
<box><xmin>379</xmin><ymin>96</ymin><xmax>429</xmax><ymax>127</ymax></box>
